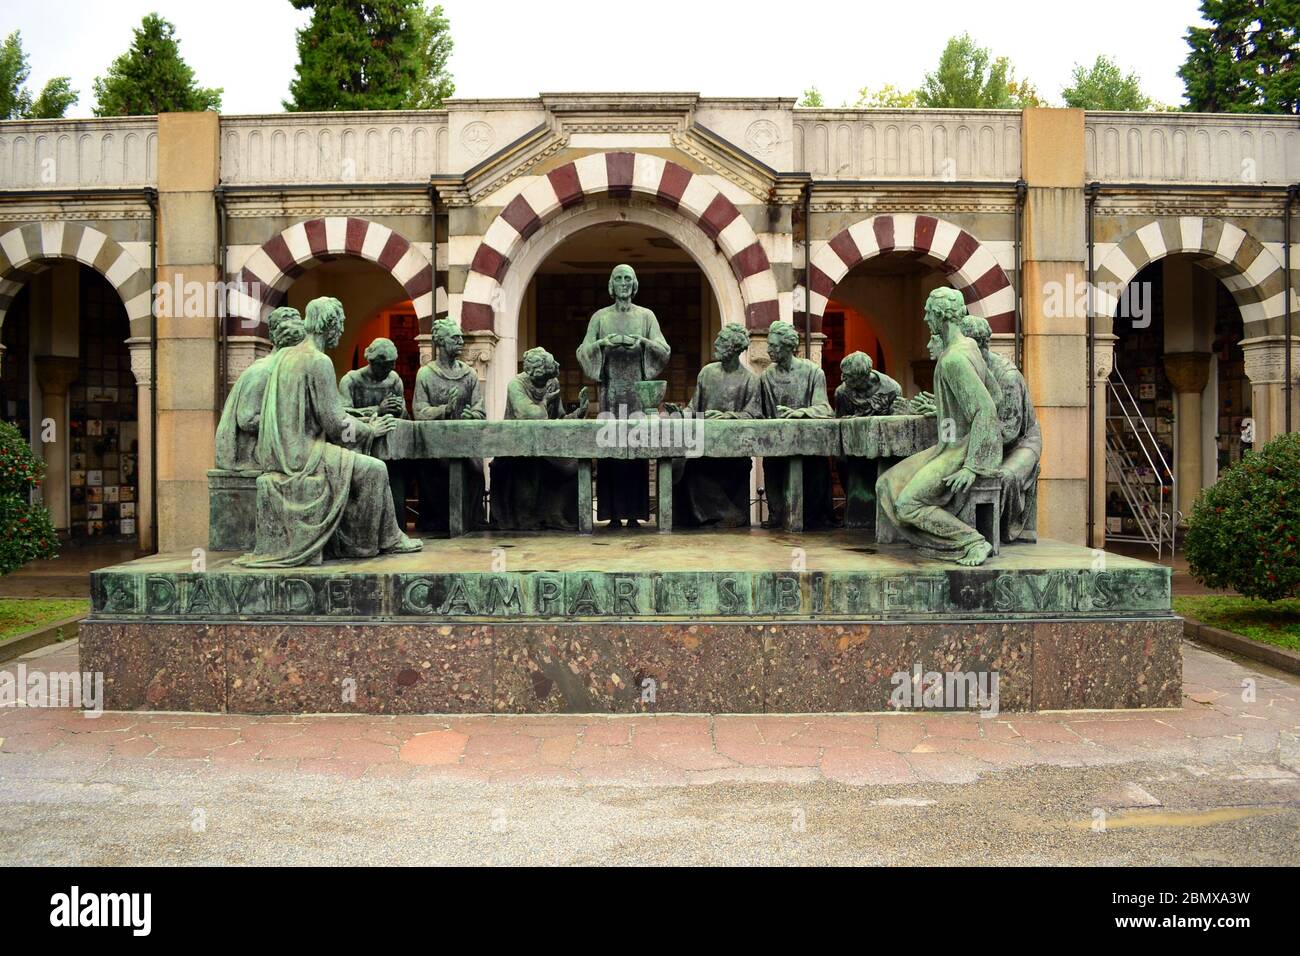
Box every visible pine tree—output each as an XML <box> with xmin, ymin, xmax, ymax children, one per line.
<box><xmin>92</xmin><ymin>14</ymin><xmax>222</xmax><ymax>117</ymax></box>
<box><xmin>1062</xmin><ymin>55</ymin><xmax>1153</xmax><ymax>110</ymax></box>
<box><xmin>1179</xmin><ymin>0</ymin><xmax>1299</xmax><ymax>113</ymax></box>
<box><xmin>285</xmin><ymin>0</ymin><xmax>455</xmax><ymax>111</ymax></box>
<box><xmin>0</xmin><ymin>31</ymin><xmax>78</xmax><ymax>119</ymax></box>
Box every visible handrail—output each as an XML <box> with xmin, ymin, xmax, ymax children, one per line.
<box><xmin>1104</xmin><ymin>368</ymin><xmax>1176</xmax><ymax>559</ymax></box>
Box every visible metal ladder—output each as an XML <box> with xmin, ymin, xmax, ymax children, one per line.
<box><xmin>1104</xmin><ymin>369</ymin><xmax>1177</xmax><ymax>559</ymax></box>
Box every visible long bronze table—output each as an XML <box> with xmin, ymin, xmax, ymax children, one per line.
<box><xmin>367</xmin><ymin>415</ymin><xmax>938</xmax><ymax>536</ymax></box>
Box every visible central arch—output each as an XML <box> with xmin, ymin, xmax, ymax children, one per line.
<box><xmin>461</xmin><ymin>151</ymin><xmax>780</xmax><ymax>332</ymax></box>
<box><xmin>484</xmin><ymin>199</ymin><xmax>748</xmax><ymax>421</ymax></box>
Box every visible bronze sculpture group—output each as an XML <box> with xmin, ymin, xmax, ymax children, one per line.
<box><xmin>216</xmin><ymin>266</ymin><xmax>1039</xmax><ymax>569</ymax></box>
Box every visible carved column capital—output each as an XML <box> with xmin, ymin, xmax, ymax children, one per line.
<box><xmin>34</xmin><ymin>355</ymin><xmax>79</xmax><ymax>395</ymax></box>
<box><xmin>125</xmin><ymin>336</ymin><xmax>153</xmax><ymax>389</ymax></box>
<box><xmin>1240</xmin><ymin>335</ymin><xmax>1300</xmax><ymax>386</ymax></box>
<box><xmin>1093</xmin><ymin>333</ymin><xmax>1118</xmax><ymax>381</ymax></box>
<box><xmin>225</xmin><ymin>336</ymin><xmax>272</xmax><ymax>386</ymax></box>
<box><xmin>462</xmin><ymin>328</ymin><xmax>499</xmax><ymax>385</ymax></box>
<box><xmin>1163</xmin><ymin>351</ymin><xmax>1212</xmax><ymax>394</ymax></box>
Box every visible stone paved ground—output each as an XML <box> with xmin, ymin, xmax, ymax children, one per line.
<box><xmin>1</xmin><ymin>638</ymin><xmax>1297</xmax><ymax>865</ymax></box>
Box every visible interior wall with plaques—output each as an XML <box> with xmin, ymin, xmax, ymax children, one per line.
<box><xmin>0</xmin><ymin>288</ymin><xmax>33</xmax><ymax>443</ymax></box>
<box><xmin>70</xmin><ymin>268</ymin><xmax>138</xmax><ymax>541</ymax></box>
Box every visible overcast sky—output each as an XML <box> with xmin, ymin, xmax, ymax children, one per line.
<box><xmin>8</xmin><ymin>0</ymin><xmax>1205</xmax><ymax>115</ymax></box>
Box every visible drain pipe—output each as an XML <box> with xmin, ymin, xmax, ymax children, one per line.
<box><xmin>428</xmin><ymin>179</ymin><xmax>439</xmax><ymax>333</ymax></box>
<box><xmin>215</xmin><ymin>184</ymin><xmax>228</xmax><ymax>407</ymax></box>
<box><xmin>1014</xmin><ymin>178</ymin><xmax>1027</xmax><ymax>370</ymax></box>
<box><xmin>803</xmin><ymin>182</ymin><xmax>812</xmax><ymax>359</ymax></box>
<box><xmin>1085</xmin><ymin>180</ymin><xmax>1099</xmax><ymax>549</ymax></box>
<box><xmin>1287</xmin><ymin>184</ymin><xmax>1296</xmax><ymax>434</ymax></box>
<box><xmin>145</xmin><ymin>186</ymin><xmax>159</xmax><ymax>555</ymax></box>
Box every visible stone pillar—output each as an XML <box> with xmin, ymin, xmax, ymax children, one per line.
<box><xmin>126</xmin><ymin>336</ymin><xmax>154</xmax><ymax>553</ymax></box>
<box><xmin>156</xmin><ymin>112</ymin><xmax>220</xmax><ymax>553</ymax></box>
<box><xmin>1020</xmin><ymin>108</ymin><xmax>1087</xmax><ymax>545</ymax></box>
<box><xmin>1090</xmin><ymin>333</ymin><xmax>1117</xmax><ymax>548</ymax></box>
<box><xmin>463</xmin><ymin>327</ymin><xmax>500</xmax><ymax>420</ymax></box>
<box><xmin>33</xmin><ymin>356</ymin><xmax>79</xmax><ymax>531</ymax></box>
<box><xmin>1163</xmin><ymin>351</ymin><xmax>1211</xmax><ymax>521</ymax></box>
<box><xmin>1241</xmin><ymin>335</ymin><xmax>1300</xmax><ymax>445</ymax></box>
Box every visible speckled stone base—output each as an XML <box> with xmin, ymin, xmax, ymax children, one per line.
<box><xmin>79</xmin><ymin>617</ymin><xmax>1183</xmax><ymax>714</ymax></box>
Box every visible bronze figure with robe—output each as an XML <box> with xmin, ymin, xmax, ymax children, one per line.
<box><xmin>339</xmin><ymin>336</ymin><xmax>409</xmax><ymax>527</ymax></box>
<box><xmin>759</xmin><ymin>320</ymin><xmax>834</xmax><ymax>529</ymax></box>
<box><xmin>876</xmin><ymin>288</ymin><xmax>1003</xmax><ymax>566</ymax></box>
<box><xmin>834</xmin><ymin>350</ymin><xmax>905</xmax><ymax>529</ymax></box>
<box><xmin>214</xmin><ymin>305</ymin><xmax>302</xmax><ymax>472</ymax></box>
<box><xmin>962</xmin><ymin>314</ymin><xmax>1041</xmax><ymax>542</ymax></box>
<box><xmin>674</xmin><ymin>323</ymin><xmax>761</xmax><ymax>527</ymax></box>
<box><xmin>490</xmin><ymin>347</ymin><xmax>590</xmax><ymax>531</ymax></box>
<box><xmin>235</xmin><ymin>297</ymin><xmax>422</xmax><ymax>568</ymax></box>
<box><xmin>576</xmin><ymin>264</ymin><xmax>671</xmax><ymax>527</ymax></box>
<box><xmin>414</xmin><ymin>318</ymin><xmax>486</xmax><ymax>534</ymax></box>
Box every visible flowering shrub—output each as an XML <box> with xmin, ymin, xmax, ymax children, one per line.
<box><xmin>0</xmin><ymin>421</ymin><xmax>58</xmax><ymax>574</ymax></box>
<box><xmin>1184</xmin><ymin>432</ymin><xmax>1300</xmax><ymax>602</ymax></box>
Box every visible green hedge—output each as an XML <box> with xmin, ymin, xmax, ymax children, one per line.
<box><xmin>0</xmin><ymin>421</ymin><xmax>58</xmax><ymax>575</ymax></box>
<box><xmin>1184</xmin><ymin>432</ymin><xmax>1300</xmax><ymax>602</ymax></box>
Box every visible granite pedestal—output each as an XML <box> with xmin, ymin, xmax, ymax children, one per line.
<box><xmin>81</xmin><ymin>531</ymin><xmax>1181</xmax><ymax>715</ymax></box>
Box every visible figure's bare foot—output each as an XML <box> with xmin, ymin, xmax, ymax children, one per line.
<box><xmin>957</xmin><ymin>539</ymin><xmax>992</xmax><ymax>566</ymax></box>
<box><xmin>386</xmin><ymin>534</ymin><xmax>423</xmax><ymax>554</ymax></box>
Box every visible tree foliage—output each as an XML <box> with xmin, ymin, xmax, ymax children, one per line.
<box><xmin>853</xmin><ymin>84</ymin><xmax>919</xmax><ymax>108</ymax></box>
<box><xmin>797</xmin><ymin>86</ymin><xmax>825</xmax><ymax>108</ymax></box>
<box><xmin>1062</xmin><ymin>55</ymin><xmax>1153</xmax><ymax>110</ymax></box>
<box><xmin>0</xmin><ymin>31</ymin><xmax>78</xmax><ymax>119</ymax></box>
<box><xmin>0</xmin><ymin>422</ymin><xmax>58</xmax><ymax>576</ymax></box>
<box><xmin>1179</xmin><ymin>0</ymin><xmax>1299</xmax><ymax>113</ymax></box>
<box><xmin>285</xmin><ymin>0</ymin><xmax>455</xmax><ymax>111</ymax></box>
<box><xmin>92</xmin><ymin>14</ymin><xmax>222</xmax><ymax>116</ymax></box>
<box><xmin>1185</xmin><ymin>433</ymin><xmax>1300</xmax><ymax>602</ymax></box>
<box><xmin>917</xmin><ymin>34</ymin><xmax>1038</xmax><ymax>109</ymax></box>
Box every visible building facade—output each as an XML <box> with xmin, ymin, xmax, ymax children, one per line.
<box><xmin>0</xmin><ymin>96</ymin><xmax>1296</xmax><ymax>554</ymax></box>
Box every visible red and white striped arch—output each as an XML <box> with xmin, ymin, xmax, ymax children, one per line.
<box><xmin>808</xmin><ymin>214</ymin><xmax>1016</xmax><ymax>332</ymax></box>
<box><xmin>461</xmin><ymin>151</ymin><xmax>780</xmax><ymax>331</ymax></box>
<box><xmin>230</xmin><ymin>217</ymin><xmax>434</xmax><ymax>332</ymax></box>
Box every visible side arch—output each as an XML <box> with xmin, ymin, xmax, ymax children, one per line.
<box><xmin>808</xmin><ymin>214</ymin><xmax>1016</xmax><ymax>331</ymax></box>
<box><xmin>231</xmin><ymin>216</ymin><xmax>435</xmax><ymax>330</ymax></box>
<box><xmin>460</xmin><ymin>151</ymin><xmax>780</xmax><ymax>331</ymax></box>
<box><xmin>1094</xmin><ymin>217</ymin><xmax>1286</xmax><ymax>334</ymax></box>
<box><xmin>0</xmin><ymin>222</ymin><xmax>151</xmax><ymax>333</ymax></box>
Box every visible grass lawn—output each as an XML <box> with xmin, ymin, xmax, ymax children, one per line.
<box><xmin>1174</xmin><ymin>596</ymin><xmax>1300</xmax><ymax>653</ymax></box>
<box><xmin>0</xmin><ymin>599</ymin><xmax>90</xmax><ymax>643</ymax></box>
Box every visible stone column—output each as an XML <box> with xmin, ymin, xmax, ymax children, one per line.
<box><xmin>1020</xmin><ymin>108</ymin><xmax>1088</xmax><ymax>545</ymax></box>
<box><xmin>1241</xmin><ymin>335</ymin><xmax>1300</xmax><ymax>445</ymax></box>
<box><xmin>125</xmin><ymin>336</ymin><xmax>154</xmax><ymax>552</ymax></box>
<box><xmin>1090</xmin><ymin>333</ymin><xmax>1117</xmax><ymax>548</ymax></box>
<box><xmin>156</xmin><ymin>112</ymin><xmax>221</xmax><ymax>553</ymax></box>
<box><xmin>463</xmin><ymin>327</ymin><xmax>500</xmax><ymax>420</ymax></box>
<box><xmin>33</xmin><ymin>356</ymin><xmax>79</xmax><ymax>531</ymax></box>
<box><xmin>1163</xmin><ymin>351</ymin><xmax>1212</xmax><ymax>520</ymax></box>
